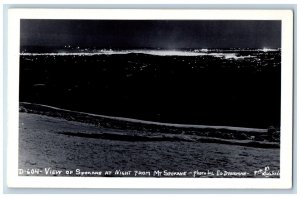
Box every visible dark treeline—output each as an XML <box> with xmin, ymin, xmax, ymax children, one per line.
<box><xmin>19</xmin><ymin>50</ymin><xmax>281</xmax><ymax>129</ymax></box>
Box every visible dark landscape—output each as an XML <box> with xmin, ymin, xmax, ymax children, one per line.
<box><xmin>19</xmin><ymin>48</ymin><xmax>281</xmax><ymax>129</ymax></box>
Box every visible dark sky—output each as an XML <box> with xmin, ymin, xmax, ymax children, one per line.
<box><xmin>20</xmin><ymin>19</ymin><xmax>281</xmax><ymax>49</ymax></box>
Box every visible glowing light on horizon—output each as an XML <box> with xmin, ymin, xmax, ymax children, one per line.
<box><xmin>261</xmin><ymin>48</ymin><xmax>278</xmax><ymax>52</ymax></box>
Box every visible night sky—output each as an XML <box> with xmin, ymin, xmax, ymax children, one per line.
<box><xmin>20</xmin><ymin>20</ymin><xmax>281</xmax><ymax>49</ymax></box>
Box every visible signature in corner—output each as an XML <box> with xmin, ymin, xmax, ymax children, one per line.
<box><xmin>254</xmin><ymin>166</ymin><xmax>280</xmax><ymax>177</ymax></box>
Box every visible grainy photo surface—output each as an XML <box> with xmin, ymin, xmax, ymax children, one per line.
<box><xmin>18</xmin><ymin>19</ymin><xmax>281</xmax><ymax>178</ymax></box>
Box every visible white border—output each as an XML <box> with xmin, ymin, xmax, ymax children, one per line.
<box><xmin>6</xmin><ymin>9</ymin><xmax>294</xmax><ymax>189</ymax></box>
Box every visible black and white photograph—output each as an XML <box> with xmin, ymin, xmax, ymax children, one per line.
<box><xmin>6</xmin><ymin>9</ymin><xmax>293</xmax><ymax>189</ymax></box>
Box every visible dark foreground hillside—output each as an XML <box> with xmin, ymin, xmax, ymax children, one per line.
<box><xmin>19</xmin><ymin>104</ymin><xmax>280</xmax><ymax>177</ymax></box>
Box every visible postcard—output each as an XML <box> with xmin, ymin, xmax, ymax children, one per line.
<box><xmin>6</xmin><ymin>9</ymin><xmax>293</xmax><ymax>188</ymax></box>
